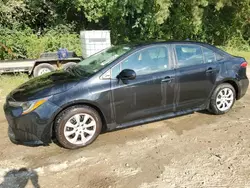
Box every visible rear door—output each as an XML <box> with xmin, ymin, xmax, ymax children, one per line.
<box><xmin>110</xmin><ymin>45</ymin><xmax>176</xmax><ymax>124</ymax></box>
<box><xmin>174</xmin><ymin>44</ymin><xmax>219</xmax><ymax>110</ymax></box>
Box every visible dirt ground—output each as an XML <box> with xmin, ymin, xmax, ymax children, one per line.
<box><xmin>0</xmin><ymin>70</ymin><xmax>250</xmax><ymax>188</ymax></box>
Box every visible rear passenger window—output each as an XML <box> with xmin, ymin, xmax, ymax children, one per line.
<box><xmin>203</xmin><ymin>47</ymin><xmax>216</xmax><ymax>63</ymax></box>
<box><xmin>175</xmin><ymin>45</ymin><xmax>204</xmax><ymax>68</ymax></box>
<box><xmin>216</xmin><ymin>53</ymin><xmax>224</xmax><ymax>61</ymax></box>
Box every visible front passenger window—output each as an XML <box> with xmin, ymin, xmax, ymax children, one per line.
<box><xmin>121</xmin><ymin>46</ymin><xmax>169</xmax><ymax>76</ymax></box>
<box><xmin>111</xmin><ymin>64</ymin><xmax>121</xmax><ymax>79</ymax></box>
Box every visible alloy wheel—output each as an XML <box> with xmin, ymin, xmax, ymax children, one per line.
<box><xmin>64</xmin><ymin>113</ymin><xmax>97</xmax><ymax>145</ymax></box>
<box><xmin>216</xmin><ymin>88</ymin><xmax>234</xmax><ymax>111</ymax></box>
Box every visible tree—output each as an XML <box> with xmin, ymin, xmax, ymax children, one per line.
<box><xmin>0</xmin><ymin>0</ymin><xmax>250</xmax><ymax>60</ymax></box>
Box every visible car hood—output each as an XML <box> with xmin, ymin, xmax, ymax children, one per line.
<box><xmin>8</xmin><ymin>69</ymin><xmax>90</xmax><ymax>101</ymax></box>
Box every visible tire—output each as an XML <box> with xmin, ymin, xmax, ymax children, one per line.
<box><xmin>55</xmin><ymin>105</ymin><xmax>102</xmax><ymax>149</ymax></box>
<box><xmin>33</xmin><ymin>63</ymin><xmax>56</xmax><ymax>77</ymax></box>
<box><xmin>63</xmin><ymin>62</ymin><xmax>77</xmax><ymax>70</ymax></box>
<box><xmin>209</xmin><ymin>83</ymin><xmax>236</xmax><ymax>115</ymax></box>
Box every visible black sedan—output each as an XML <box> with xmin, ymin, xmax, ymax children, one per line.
<box><xmin>4</xmin><ymin>41</ymin><xmax>249</xmax><ymax>149</ymax></box>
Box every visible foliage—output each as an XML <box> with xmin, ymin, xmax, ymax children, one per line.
<box><xmin>0</xmin><ymin>0</ymin><xmax>250</xmax><ymax>60</ymax></box>
<box><xmin>0</xmin><ymin>25</ymin><xmax>81</xmax><ymax>60</ymax></box>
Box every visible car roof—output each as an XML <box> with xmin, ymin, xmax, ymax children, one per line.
<box><xmin>127</xmin><ymin>40</ymin><xmax>230</xmax><ymax>56</ymax></box>
<box><xmin>131</xmin><ymin>40</ymin><xmax>213</xmax><ymax>48</ymax></box>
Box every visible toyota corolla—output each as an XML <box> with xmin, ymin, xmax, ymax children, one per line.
<box><xmin>4</xmin><ymin>41</ymin><xmax>249</xmax><ymax>149</ymax></box>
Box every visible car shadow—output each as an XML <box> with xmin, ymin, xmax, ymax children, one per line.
<box><xmin>102</xmin><ymin>111</ymin><xmax>197</xmax><ymax>134</ymax></box>
<box><xmin>0</xmin><ymin>168</ymin><xmax>40</xmax><ymax>188</ymax></box>
<box><xmin>101</xmin><ymin>109</ymin><xmax>218</xmax><ymax>136</ymax></box>
<box><xmin>16</xmin><ymin>110</ymin><xmax>215</xmax><ymax>149</ymax></box>
<box><xmin>197</xmin><ymin>109</ymin><xmax>214</xmax><ymax>115</ymax></box>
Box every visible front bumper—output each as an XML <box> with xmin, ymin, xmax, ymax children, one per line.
<box><xmin>4</xmin><ymin>100</ymin><xmax>60</xmax><ymax>146</ymax></box>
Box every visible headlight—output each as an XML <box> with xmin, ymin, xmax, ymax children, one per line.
<box><xmin>8</xmin><ymin>98</ymin><xmax>48</xmax><ymax>115</ymax></box>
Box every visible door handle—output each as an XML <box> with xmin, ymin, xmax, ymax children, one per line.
<box><xmin>161</xmin><ymin>76</ymin><xmax>174</xmax><ymax>83</ymax></box>
<box><xmin>206</xmin><ymin>67</ymin><xmax>215</xmax><ymax>73</ymax></box>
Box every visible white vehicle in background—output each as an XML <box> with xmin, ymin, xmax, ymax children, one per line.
<box><xmin>0</xmin><ymin>30</ymin><xmax>111</xmax><ymax>77</ymax></box>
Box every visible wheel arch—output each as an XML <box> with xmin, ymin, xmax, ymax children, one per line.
<box><xmin>219</xmin><ymin>79</ymin><xmax>240</xmax><ymax>100</ymax></box>
<box><xmin>51</xmin><ymin>101</ymin><xmax>108</xmax><ymax>139</ymax></box>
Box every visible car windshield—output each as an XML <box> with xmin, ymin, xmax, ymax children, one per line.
<box><xmin>68</xmin><ymin>45</ymin><xmax>131</xmax><ymax>76</ymax></box>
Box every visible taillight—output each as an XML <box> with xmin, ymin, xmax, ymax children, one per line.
<box><xmin>241</xmin><ymin>61</ymin><xmax>248</xmax><ymax>68</ymax></box>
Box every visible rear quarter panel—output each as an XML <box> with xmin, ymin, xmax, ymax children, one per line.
<box><xmin>216</xmin><ymin>57</ymin><xmax>248</xmax><ymax>99</ymax></box>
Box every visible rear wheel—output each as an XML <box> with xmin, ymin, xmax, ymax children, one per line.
<box><xmin>55</xmin><ymin>105</ymin><xmax>102</xmax><ymax>149</ymax></box>
<box><xmin>209</xmin><ymin>83</ymin><xmax>236</xmax><ymax>115</ymax></box>
<box><xmin>33</xmin><ymin>63</ymin><xmax>56</xmax><ymax>77</ymax></box>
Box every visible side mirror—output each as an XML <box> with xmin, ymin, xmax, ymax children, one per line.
<box><xmin>117</xmin><ymin>69</ymin><xmax>136</xmax><ymax>83</ymax></box>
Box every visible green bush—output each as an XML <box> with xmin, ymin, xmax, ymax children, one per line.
<box><xmin>0</xmin><ymin>25</ymin><xmax>82</xmax><ymax>60</ymax></box>
<box><xmin>225</xmin><ymin>34</ymin><xmax>250</xmax><ymax>52</ymax></box>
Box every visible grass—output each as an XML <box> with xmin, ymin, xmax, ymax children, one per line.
<box><xmin>217</xmin><ymin>46</ymin><xmax>250</xmax><ymax>60</ymax></box>
<box><xmin>0</xmin><ymin>74</ymin><xmax>29</xmax><ymax>99</ymax></box>
<box><xmin>226</xmin><ymin>50</ymin><xmax>250</xmax><ymax>60</ymax></box>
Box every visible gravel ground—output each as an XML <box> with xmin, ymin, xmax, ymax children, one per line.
<box><xmin>0</xmin><ymin>69</ymin><xmax>249</xmax><ymax>188</ymax></box>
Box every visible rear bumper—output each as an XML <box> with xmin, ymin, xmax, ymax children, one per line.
<box><xmin>238</xmin><ymin>78</ymin><xmax>249</xmax><ymax>99</ymax></box>
<box><xmin>4</xmin><ymin>100</ymin><xmax>60</xmax><ymax>146</ymax></box>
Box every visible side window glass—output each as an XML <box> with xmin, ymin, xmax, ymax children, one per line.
<box><xmin>111</xmin><ymin>64</ymin><xmax>121</xmax><ymax>79</ymax></box>
<box><xmin>203</xmin><ymin>47</ymin><xmax>216</xmax><ymax>63</ymax></box>
<box><xmin>121</xmin><ymin>46</ymin><xmax>169</xmax><ymax>76</ymax></box>
<box><xmin>216</xmin><ymin>53</ymin><xmax>224</xmax><ymax>61</ymax></box>
<box><xmin>175</xmin><ymin>45</ymin><xmax>204</xmax><ymax>68</ymax></box>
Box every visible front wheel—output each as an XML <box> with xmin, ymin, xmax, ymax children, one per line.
<box><xmin>209</xmin><ymin>83</ymin><xmax>236</xmax><ymax>115</ymax></box>
<box><xmin>55</xmin><ymin>105</ymin><xmax>102</xmax><ymax>149</ymax></box>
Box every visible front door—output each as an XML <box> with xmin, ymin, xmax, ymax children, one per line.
<box><xmin>174</xmin><ymin>44</ymin><xmax>219</xmax><ymax>110</ymax></box>
<box><xmin>110</xmin><ymin>45</ymin><xmax>176</xmax><ymax>125</ymax></box>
